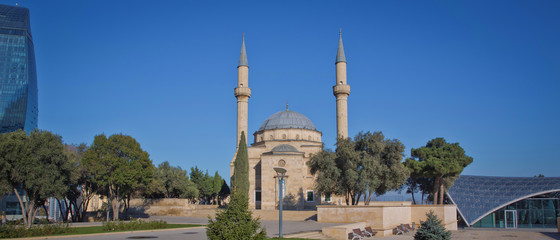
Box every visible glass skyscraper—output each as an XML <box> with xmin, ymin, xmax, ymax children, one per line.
<box><xmin>0</xmin><ymin>4</ymin><xmax>38</xmax><ymax>133</ymax></box>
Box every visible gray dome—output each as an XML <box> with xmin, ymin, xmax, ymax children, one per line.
<box><xmin>271</xmin><ymin>144</ymin><xmax>298</xmax><ymax>152</ymax></box>
<box><xmin>258</xmin><ymin>110</ymin><xmax>316</xmax><ymax>131</ymax></box>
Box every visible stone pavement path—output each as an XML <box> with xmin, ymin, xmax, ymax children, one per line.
<box><xmin>284</xmin><ymin>230</ymin><xmax>333</xmax><ymax>239</ymax></box>
<box><xmin>376</xmin><ymin>229</ymin><xmax>560</xmax><ymax>240</ymax></box>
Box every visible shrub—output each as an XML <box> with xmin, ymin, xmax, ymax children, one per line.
<box><xmin>0</xmin><ymin>222</ymin><xmax>71</xmax><ymax>238</ymax></box>
<box><xmin>414</xmin><ymin>210</ymin><xmax>452</xmax><ymax>240</ymax></box>
<box><xmin>102</xmin><ymin>218</ymin><xmax>167</xmax><ymax>232</ymax></box>
<box><xmin>206</xmin><ymin>192</ymin><xmax>266</xmax><ymax>240</ymax></box>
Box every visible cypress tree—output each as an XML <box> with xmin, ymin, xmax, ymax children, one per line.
<box><xmin>233</xmin><ymin>131</ymin><xmax>250</xmax><ymax>197</ymax></box>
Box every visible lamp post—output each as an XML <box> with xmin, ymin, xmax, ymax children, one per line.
<box><xmin>274</xmin><ymin>167</ymin><xmax>287</xmax><ymax>238</ymax></box>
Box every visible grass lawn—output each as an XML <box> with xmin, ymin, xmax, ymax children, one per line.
<box><xmin>57</xmin><ymin>224</ymin><xmax>202</xmax><ymax>236</ymax></box>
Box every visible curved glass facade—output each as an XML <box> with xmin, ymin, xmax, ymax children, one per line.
<box><xmin>472</xmin><ymin>192</ymin><xmax>560</xmax><ymax>228</ymax></box>
<box><xmin>0</xmin><ymin>4</ymin><xmax>38</xmax><ymax>133</ymax></box>
<box><xmin>448</xmin><ymin>175</ymin><xmax>560</xmax><ymax>228</ymax></box>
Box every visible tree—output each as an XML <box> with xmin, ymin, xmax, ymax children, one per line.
<box><xmin>307</xmin><ymin>150</ymin><xmax>340</xmax><ymax>198</ymax></box>
<box><xmin>62</xmin><ymin>143</ymin><xmax>96</xmax><ymax>222</ymax></box>
<box><xmin>308</xmin><ymin>131</ymin><xmax>409</xmax><ymax>205</ymax></box>
<box><xmin>218</xmin><ymin>180</ymin><xmax>231</xmax><ymax>206</ymax></box>
<box><xmin>212</xmin><ymin>171</ymin><xmax>223</xmax><ymax>204</ymax></box>
<box><xmin>148</xmin><ymin>161</ymin><xmax>199</xmax><ymax>200</ymax></box>
<box><xmin>232</xmin><ymin>131</ymin><xmax>249</xmax><ymax>197</ymax></box>
<box><xmin>414</xmin><ymin>210</ymin><xmax>451</xmax><ymax>240</ymax></box>
<box><xmin>0</xmin><ymin>130</ymin><xmax>71</xmax><ymax>227</ymax></box>
<box><xmin>82</xmin><ymin>134</ymin><xmax>154</xmax><ymax>220</ymax></box>
<box><xmin>206</xmin><ymin>192</ymin><xmax>266</xmax><ymax>240</ymax></box>
<box><xmin>190</xmin><ymin>166</ymin><xmax>214</xmax><ymax>203</ymax></box>
<box><xmin>405</xmin><ymin>138</ymin><xmax>473</xmax><ymax>204</ymax></box>
<box><xmin>354</xmin><ymin>132</ymin><xmax>409</xmax><ymax>204</ymax></box>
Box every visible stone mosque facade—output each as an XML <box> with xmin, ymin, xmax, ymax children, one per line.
<box><xmin>231</xmin><ymin>33</ymin><xmax>351</xmax><ymax>210</ymax></box>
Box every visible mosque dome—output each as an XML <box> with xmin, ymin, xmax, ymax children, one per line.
<box><xmin>271</xmin><ymin>144</ymin><xmax>299</xmax><ymax>152</ymax></box>
<box><xmin>258</xmin><ymin>110</ymin><xmax>317</xmax><ymax>131</ymax></box>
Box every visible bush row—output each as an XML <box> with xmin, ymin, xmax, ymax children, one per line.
<box><xmin>0</xmin><ymin>222</ymin><xmax>71</xmax><ymax>238</ymax></box>
<box><xmin>102</xmin><ymin>218</ymin><xmax>167</xmax><ymax>231</ymax></box>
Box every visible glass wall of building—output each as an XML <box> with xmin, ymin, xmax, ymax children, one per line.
<box><xmin>0</xmin><ymin>4</ymin><xmax>38</xmax><ymax>133</ymax></box>
<box><xmin>472</xmin><ymin>192</ymin><xmax>560</xmax><ymax>228</ymax></box>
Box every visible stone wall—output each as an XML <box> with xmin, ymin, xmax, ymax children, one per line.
<box><xmin>411</xmin><ymin>205</ymin><xmax>457</xmax><ymax>231</ymax></box>
<box><xmin>317</xmin><ymin>202</ymin><xmax>457</xmax><ymax>237</ymax></box>
<box><xmin>127</xmin><ymin>198</ymin><xmax>218</xmax><ymax>217</ymax></box>
<box><xmin>126</xmin><ymin>198</ymin><xmax>317</xmax><ymax>221</ymax></box>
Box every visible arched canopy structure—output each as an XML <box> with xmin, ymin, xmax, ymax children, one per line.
<box><xmin>447</xmin><ymin>175</ymin><xmax>560</xmax><ymax>227</ymax></box>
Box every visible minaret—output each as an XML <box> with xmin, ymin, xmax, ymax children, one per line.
<box><xmin>235</xmin><ymin>34</ymin><xmax>251</xmax><ymax>148</ymax></box>
<box><xmin>333</xmin><ymin>30</ymin><xmax>351</xmax><ymax>139</ymax></box>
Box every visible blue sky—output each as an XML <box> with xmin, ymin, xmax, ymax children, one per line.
<box><xmin>4</xmin><ymin>0</ymin><xmax>559</xmax><ymax>179</ymax></box>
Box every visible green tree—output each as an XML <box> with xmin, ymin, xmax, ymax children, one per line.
<box><xmin>62</xmin><ymin>143</ymin><xmax>95</xmax><ymax>222</ymax></box>
<box><xmin>206</xmin><ymin>192</ymin><xmax>266</xmax><ymax>240</ymax></box>
<box><xmin>0</xmin><ymin>130</ymin><xmax>71</xmax><ymax>227</ymax></box>
<box><xmin>232</xmin><ymin>131</ymin><xmax>249</xmax><ymax>197</ymax></box>
<box><xmin>218</xmin><ymin>180</ymin><xmax>231</xmax><ymax>206</ymax></box>
<box><xmin>308</xmin><ymin>131</ymin><xmax>409</xmax><ymax>205</ymax></box>
<box><xmin>212</xmin><ymin>171</ymin><xmax>223</xmax><ymax>204</ymax></box>
<box><xmin>405</xmin><ymin>138</ymin><xmax>473</xmax><ymax>204</ymax></box>
<box><xmin>83</xmin><ymin>134</ymin><xmax>154</xmax><ymax>220</ymax></box>
<box><xmin>308</xmin><ymin>150</ymin><xmax>340</xmax><ymax>198</ymax></box>
<box><xmin>149</xmin><ymin>161</ymin><xmax>198</xmax><ymax>200</ymax></box>
<box><xmin>414</xmin><ymin>210</ymin><xmax>451</xmax><ymax>240</ymax></box>
<box><xmin>190</xmin><ymin>166</ymin><xmax>214</xmax><ymax>203</ymax></box>
<box><xmin>354</xmin><ymin>132</ymin><xmax>409</xmax><ymax>204</ymax></box>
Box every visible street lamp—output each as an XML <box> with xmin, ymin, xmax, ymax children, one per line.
<box><xmin>274</xmin><ymin>167</ymin><xmax>287</xmax><ymax>238</ymax></box>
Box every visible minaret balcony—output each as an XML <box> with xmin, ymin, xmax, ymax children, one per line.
<box><xmin>235</xmin><ymin>87</ymin><xmax>252</xmax><ymax>98</ymax></box>
<box><xmin>333</xmin><ymin>84</ymin><xmax>350</xmax><ymax>96</ymax></box>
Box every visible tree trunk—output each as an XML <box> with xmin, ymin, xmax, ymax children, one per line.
<box><xmin>43</xmin><ymin>203</ymin><xmax>49</xmax><ymax>222</ymax></box>
<box><xmin>439</xmin><ymin>184</ymin><xmax>444</xmax><ymax>204</ymax></box>
<box><xmin>25</xmin><ymin>199</ymin><xmax>36</xmax><ymax>227</ymax></box>
<box><xmin>411</xmin><ymin>189</ymin><xmax>416</xmax><ymax>205</ymax></box>
<box><xmin>57</xmin><ymin>200</ymin><xmax>67</xmax><ymax>221</ymax></box>
<box><xmin>433</xmin><ymin>177</ymin><xmax>441</xmax><ymax>205</ymax></box>
<box><xmin>80</xmin><ymin>191</ymin><xmax>92</xmax><ymax>222</ymax></box>
<box><xmin>106</xmin><ymin>198</ymin><xmax>110</xmax><ymax>222</ymax></box>
<box><xmin>355</xmin><ymin>192</ymin><xmax>362</xmax><ymax>205</ymax></box>
<box><xmin>110</xmin><ymin>186</ymin><xmax>120</xmax><ymax>221</ymax></box>
<box><xmin>421</xmin><ymin>191</ymin><xmax>425</xmax><ymax>205</ymax></box>
<box><xmin>13</xmin><ymin>188</ymin><xmax>28</xmax><ymax>226</ymax></box>
<box><xmin>365</xmin><ymin>192</ymin><xmax>374</xmax><ymax>205</ymax></box>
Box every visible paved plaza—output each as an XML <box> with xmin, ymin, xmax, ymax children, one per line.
<box><xmin>14</xmin><ymin>216</ymin><xmax>560</xmax><ymax>240</ymax></box>
<box><xmin>377</xmin><ymin>228</ymin><xmax>560</xmax><ymax>240</ymax></box>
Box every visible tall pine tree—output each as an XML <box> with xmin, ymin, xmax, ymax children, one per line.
<box><xmin>233</xmin><ymin>131</ymin><xmax>249</xmax><ymax>197</ymax></box>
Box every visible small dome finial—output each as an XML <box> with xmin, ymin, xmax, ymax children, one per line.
<box><xmin>286</xmin><ymin>101</ymin><xmax>289</xmax><ymax>110</ymax></box>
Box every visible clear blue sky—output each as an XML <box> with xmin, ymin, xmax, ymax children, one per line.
<box><xmin>4</xmin><ymin>0</ymin><xmax>559</xmax><ymax>179</ymax></box>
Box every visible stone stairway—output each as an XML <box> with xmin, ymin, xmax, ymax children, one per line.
<box><xmin>283</xmin><ymin>230</ymin><xmax>333</xmax><ymax>239</ymax></box>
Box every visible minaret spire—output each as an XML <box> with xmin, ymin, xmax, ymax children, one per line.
<box><xmin>234</xmin><ymin>33</ymin><xmax>251</xmax><ymax>148</ymax></box>
<box><xmin>333</xmin><ymin>30</ymin><xmax>350</xmax><ymax>138</ymax></box>
<box><xmin>336</xmin><ymin>29</ymin><xmax>346</xmax><ymax>63</ymax></box>
<box><xmin>238</xmin><ymin>33</ymin><xmax>248</xmax><ymax>67</ymax></box>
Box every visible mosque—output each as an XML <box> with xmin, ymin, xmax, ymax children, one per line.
<box><xmin>230</xmin><ymin>32</ymin><xmax>350</xmax><ymax>210</ymax></box>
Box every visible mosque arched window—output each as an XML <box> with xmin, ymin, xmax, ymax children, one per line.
<box><xmin>308</xmin><ymin>136</ymin><xmax>312</xmax><ymax>141</ymax></box>
<box><xmin>269</xmin><ymin>135</ymin><xmax>274</xmax><ymax>140</ymax></box>
<box><xmin>296</xmin><ymin>134</ymin><xmax>300</xmax><ymax>140</ymax></box>
<box><xmin>282</xmin><ymin>134</ymin><xmax>287</xmax><ymax>140</ymax></box>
